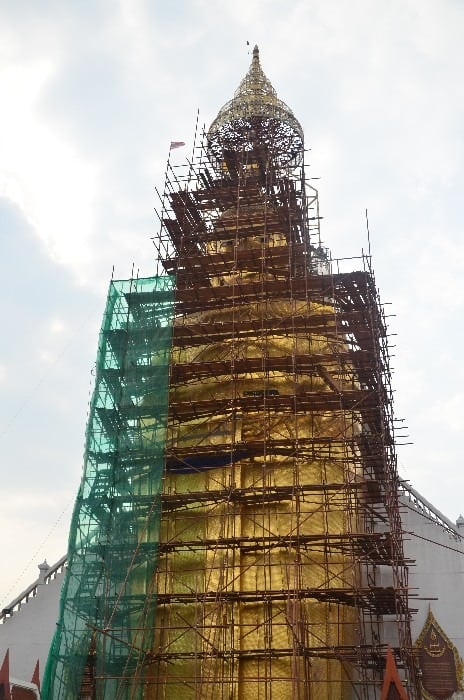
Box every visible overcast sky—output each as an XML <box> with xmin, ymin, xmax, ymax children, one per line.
<box><xmin>1</xmin><ymin>0</ymin><xmax>463</xmax><ymax>607</ymax></box>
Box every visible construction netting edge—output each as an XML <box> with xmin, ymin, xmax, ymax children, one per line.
<box><xmin>42</xmin><ymin>275</ymin><xmax>175</xmax><ymax>699</ymax></box>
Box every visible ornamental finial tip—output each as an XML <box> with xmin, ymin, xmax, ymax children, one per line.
<box><xmin>207</xmin><ymin>42</ymin><xmax>304</xmax><ymax>168</ymax></box>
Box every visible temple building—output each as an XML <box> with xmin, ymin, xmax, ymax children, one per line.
<box><xmin>1</xmin><ymin>47</ymin><xmax>464</xmax><ymax>700</ymax></box>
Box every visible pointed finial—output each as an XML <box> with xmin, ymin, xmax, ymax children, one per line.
<box><xmin>207</xmin><ymin>45</ymin><xmax>304</xmax><ymax>168</ymax></box>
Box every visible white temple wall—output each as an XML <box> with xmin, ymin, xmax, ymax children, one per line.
<box><xmin>0</xmin><ymin>564</ymin><xmax>64</xmax><ymax>683</ymax></box>
<box><xmin>398</xmin><ymin>489</ymin><xmax>464</xmax><ymax>655</ymax></box>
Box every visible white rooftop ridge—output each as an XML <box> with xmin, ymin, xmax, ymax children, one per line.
<box><xmin>399</xmin><ymin>480</ymin><xmax>462</xmax><ymax>538</ymax></box>
<box><xmin>0</xmin><ymin>554</ymin><xmax>67</xmax><ymax>623</ymax></box>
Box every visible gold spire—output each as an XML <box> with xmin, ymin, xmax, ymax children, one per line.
<box><xmin>207</xmin><ymin>45</ymin><xmax>303</xmax><ymax>167</ymax></box>
<box><xmin>232</xmin><ymin>44</ymin><xmax>280</xmax><ymax>110</ymax></box>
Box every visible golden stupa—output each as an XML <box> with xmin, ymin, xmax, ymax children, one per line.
<box><xmin>148</xmin><ymin>46</ymin><xmax>362</xmax><ymax>700</ymax></box>
<box><xmin>44</xmin><ymin>46</ymin><xmax>419</xmax><ymax>700</ymax></box>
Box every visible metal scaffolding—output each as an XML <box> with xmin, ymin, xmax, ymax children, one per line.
<box><xmin>44</xmin><ymin>46</ymin><xmax>421</xmax><ymax>699</ymax></box>
<box><xmin>144</xmin><ymin>50</ymin><xmax>420</xmax><ymax>693</ymax></box>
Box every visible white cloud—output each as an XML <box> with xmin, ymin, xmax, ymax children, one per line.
<box><xmin>0</xmin><ymin>57</ymin><xmax>99</xmax><ymax>280</ymax></box>
<box><xmin>48</xmin><ymin>318</ymin><xmax>67</xmax><ymax>335</ymax></box>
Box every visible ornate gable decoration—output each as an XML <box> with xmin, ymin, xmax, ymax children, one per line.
<box><xmin>415</xmin><ymin>609</ymin><xmax>463</xmax><ymax>700</ymax></box>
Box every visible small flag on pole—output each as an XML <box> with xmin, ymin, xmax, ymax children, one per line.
<box><xmin>170</xmin><ymin>141</ymin><xmax>186</xmax><ymax>150</ymax></box>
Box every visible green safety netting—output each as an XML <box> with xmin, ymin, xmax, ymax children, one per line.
<box><xmin>42</xmin><ymin>276</ymin><xmax>174</xmax><ymax>700</ymax></box>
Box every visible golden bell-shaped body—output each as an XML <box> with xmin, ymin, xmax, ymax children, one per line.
<box><xmin>147</xmin><ymin>194</ymin><xmax>361</xmax><ymax>699</ymax></box>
